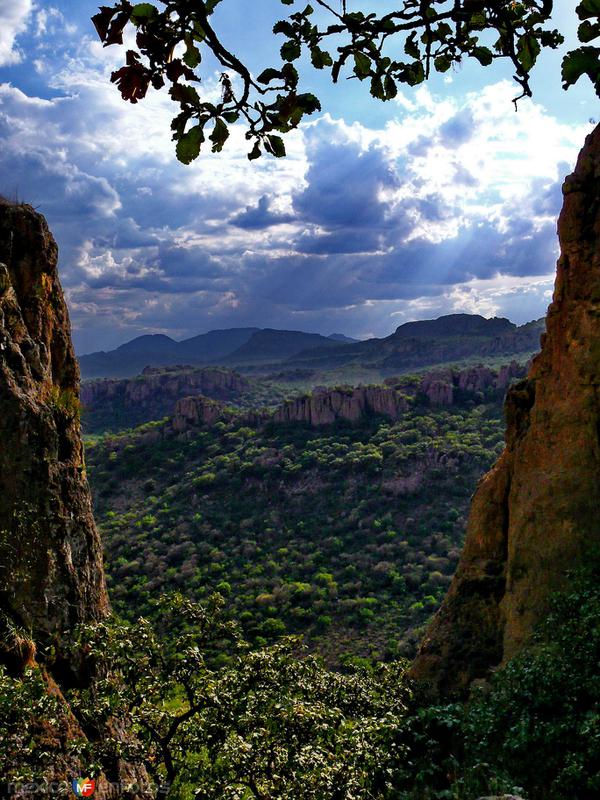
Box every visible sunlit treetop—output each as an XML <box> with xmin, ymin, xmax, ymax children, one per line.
<box><xmin>93</xmin><ymin>0</ymin><xmax>600</xmax><ymax>162</ymax></box>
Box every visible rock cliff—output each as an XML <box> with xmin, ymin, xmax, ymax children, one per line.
<box><xmin>173</xmin><ymin>394</ymin><xmax>231</xmax><ymax>431</ymax></box>
<box><xmin>0</xmin><ymin>202</ymin><xmax>145</xmax><ymax>793</ymax></box>
<box><xmin>419</xmin><ymin>362</ymin><xmax>525</xmax><ymax>406</ymax></box>
<box><xmin>272</xmin><ymin>385</ymin><xmax>408</xmax><ymax>426</ymax></box>
<box><xmin>0</xmin><ymin>202</ymin><xmax>108</xmax><ymax>667</ymax></box>
<box><xmin>412</xmin><ymin>125</ymin><xmax>600</xmax><ymax>695</ymax></box>
<box><xmin>81</xmin><ymin>364</ymin><xmax>249</xmax><ymax>432</ymax></box>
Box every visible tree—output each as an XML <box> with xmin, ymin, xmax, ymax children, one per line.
<box><xmin>92</xmin><ymin>1</ymin><xmax>599</xmax><ymax>162</ymax></box>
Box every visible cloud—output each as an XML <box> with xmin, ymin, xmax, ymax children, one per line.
<box><xmin>0</xmin><ymin>18</ymin><xmax>592</xmax><ymax>351</ymax></box>
<box><xmin>0</xmin><ymin>0</ymin><xmax>32</xmax><ymax>66</ymax></box>
<box><xmin>230</xmin><ymin>195</ymin><xmax>295</xmax><ymax>229</ymax></box>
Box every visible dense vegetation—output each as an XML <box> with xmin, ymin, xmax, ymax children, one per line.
<box><xmin>86</xmin><ymin>396</ymin><xmax>505</xmax><ymax>663</ymax></box>
<box><xmin>3</xmin><ymin>564</ymin><xmax>600</xmax><ymax>798</ymax></box>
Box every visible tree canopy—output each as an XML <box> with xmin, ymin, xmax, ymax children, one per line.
<box><xmin>92</xmin><ymin>1</ymin><xmax>600</xmax><ymax>161</ymax></box>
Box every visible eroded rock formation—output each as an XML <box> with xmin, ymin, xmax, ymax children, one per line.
<box><xmin>81</xmin><ymin>364</ymin><xmax>249</xmax><ymax>432</ymax></box>
<box><xmin>272</xmin><ymin>385</ymin><xmax>408</xmax><ymax>426</ymax></box>
<box><xmin>412</xmin><ymin>125</ymin><xmax>600</xmax><ymax>695</ymax></box>
<box><xmin>0</xmin><ymin>202</ymin><xmax>146</xmax><ymax>794</ymax></box>
<box><xmin>419</xmin><ymin>362</ymin><xmax>526</xmax><ymax>406</ymax></box>
<box><xmin>0</xmin><ymin>202</ymin><xmax>108</xmax><ymax>664</ymax></box>
<box><xmin>173</xmin><ymin>394</ymin><xmax>230</xmax><ymax>431</ymax></box>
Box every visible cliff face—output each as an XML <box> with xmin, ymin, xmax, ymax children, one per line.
<box><xmin>173</xmin><ymin>395</ymin><xmax>230</xmax><ymax>431</ymax></box>
<box><xmin>419</xmin><ymin>362</ymin><xmax>526</xmax><ymax>406</ymax></box>
<box><xmin>412</xmin><ymin>125</ymin><xmax>600</xmax><ymax>694</ymax></box>
<box><xmin>0</xmin><ymin>202</ymin><xmax>108</xmax><ymax>669</ymax></box>
<box><xmin>81</xmin><ymin>364</ymin><xmax>250</xmax><ymax>432</ymax></box>
<box><xmin>272</xmin><ymin>385</ymin><xmax>408</xmax><ymax>426</ymax></box>
<box><xmin>0</xmin><ymin>203</ymin><xmax>149</xmax><ymax>794</ymax></box>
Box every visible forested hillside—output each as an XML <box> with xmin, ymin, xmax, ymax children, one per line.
<box><xmin>87</xmin><ymin>382</ymin><xmax>506</xmax><ymax>664</ymax></box>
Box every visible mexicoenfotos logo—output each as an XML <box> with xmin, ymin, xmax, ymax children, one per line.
<box><xmin>72</xmin><ymin>777</ymin><xmax>95</xmax><ymax>797</ymax></box>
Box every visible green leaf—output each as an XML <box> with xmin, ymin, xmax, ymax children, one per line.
<box><xmin>170</xmin><ymin>83</ymin><xmax>200</xmax><ymax>106</ymax></box>
<box><xmin>183</xmin><ymin>43</ymin><xmax>201</xmax><ymax>69</ymax></box>
<box><xmin>281</xmin><ymin>40</ymin><xmax>301</xmax><ymax>61</ymax></box>
<box><xmin>296</xmin><ymin>92</ymin><xmax>321</xmax><ymax>113</ymax></box>
<box><xmin>578</xmin><ymin>20</ymin><xmax>600</xmax><ymax>43</ymax></box>
<box><xmin>265</xmin><ymin>135</ymin><xmax>286</xmax><ymax>157</ymax></box>
<box><xmin>248</xmin><ymin>141</ymin><xmax>262</xmax><ymax>160</ymax></box>
<box><xmin>384</xmin><ymin>75</ymin><xmax>397</xmax><ymax>99</ymax></box>
<box><xmin>130</xmin><ymin>3</ymin><xmax>157</xmax><ymax>24</ymax></box>
<box><xmin>273</xmin><ymin>20</ymin><xmax>295</xmax><ymax>36</ymax></box>
<box><xmin>353</xmin><ymin>51</ymin><xmax>371</xmax><ymax>79</ymax></box>
<box><xmin>577</xmin><ymin>0</ymin><xmax>600</xmax><ymax>20</ymax></box>
<box><xmin>223</xmin><ymin>112</ymin><xmax>239</xmax><ymax>123</ymax></box>
<box><xmin>404</xmin><ymin>32</ymin><xmax>420</xmax><ymax>59</ymax></box>
<box><xmin>176</xmin><ymin>125</ymin><xmax>204</xmax><ymax>164</ymax></box>
<box><xmin>517</xmin><ymin>33</ymin><xmax>541</xmax><ymax>72</ymax></box>
<box><xmin>257</xmin><ymin>68</ymin><xmax>283</xmax><ymax>84</ymax></box>
<box><xmin>472</xmin><ymin>46</ymin><xmax>493</xmax><ymax>66</ymax></box>
<box><xmin>370</xmin><ymin>76</ymin><xmax>384</xmax><ymax>99</ymax></box>
<box><xmin>562</xmin><ymin>45</ymin><xmax>600</xmax><ymax>93</ymax></box>
<box><xmin>311</xmin><ymin>47</ymin><xmax>333</xmax><ymax>69</ymax></box>
<box><xmin>434</xmin><ymin>55</ymin><xmax>452</xmax><ymax>73</ymax></box>
<box><xmin>209</xmin><ymin>118</ymin><xmax>230</xmax><ymax>152</ymax></box>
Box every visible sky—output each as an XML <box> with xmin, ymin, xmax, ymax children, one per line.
<box><xmin>0</xmin><ymin>1</ymin><xmax>597</xmax><ymax>354</ymax></box>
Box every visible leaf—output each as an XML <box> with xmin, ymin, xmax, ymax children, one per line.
<box><xmin>170</xmin><ymin>83</ymin><xmax>200</xmax><ymax>106</ymax></box>
<box><xmin>577</xmin><ymin>0</ymin><xmax>600</xmax><ymax>20</ymax></box>
<box><xmin>248</xmin><ymin>141</ymin><xmax>262</xmax><ymax>160</ymax></box>
<box><xmin>471</xmin><ymin>46</ymin><xmax>493</xmax><ymax>66</ymax></box>
<box><xmin>281</xmin><ymin>40</ymin><xmax>301</xmax><ymax>61</ymax></box>
<box><xmin>296</xmin><ymin>92</ymin><xmax>321</xmax><ymax>113</ymax></box>
<box><xmin>404</xmin><ymin>32</ymin><xmax>420</xmax><ymax>59</ymax></box>
<box><xmin>130</xmin><ymin>3</ymin><xmax>157</xmax><ymax>25</ymax></box>
<box><xmin>92</xmin><ymin>7</ymin><xmax>118</xmax><ymax>41</ymax></box>
<box><xmin>353</xmin><ymin>51</ymin><xmax>371</xmax><ymax>79</ymax></box>
<box><xmin>517</xmin><ymin>33</ymin><xmax>541</xmax><ymax>72</ymax></box>
<box><xmin>209</xmin><ymin>118</ymin><xmax>230</xmax><ymax>153</ymax></box>
<box><xmin>578</xmin><ymin>20</ymin><xmax>600</xmax><ymax>43</ymax></box>
<box><xmin>370</xmin><ymin>76</ymin><xmax>384</xmax><ymax>100</ymax></box>
<box><xmin>311</xmin><ymin>47</ymin><xmax>333</xmax><ymax>69</ymax></box>
<box><xmin>257</xmin><ymin>68</ymin><xmax>283</xmax><ymax>84</ymax></box>
<box><xmin>273</xmin><ymin>20</ymin><xmax>295</xmax><ymax>36</ymax></box>
<box><xmin>384</xmin><ymin>75</ymin><xmax>397</xmax><ymax>99</ymax></box>
<box><xmin>562</xmin><ymin>45</ymin><xmax>600</xmax><ymax>94</ymax></box>
<box><xmin>265</xmin><ymin>135</ymin><xmax>286</xmax><ymax>157</ymax></box>
<box><xmin>434</xmin><ymin>55</ymin><xmax>452</xmax><ymax>73</ymax></box>
<box><xmin>176</xmin><ymin>125</ymin><xmax>204</xmax><ymax>164</ymax></box>
<box><xmin>183</xmin><ymin>42</ymin><xmax>201</xmax><ymax>69</ymax></box>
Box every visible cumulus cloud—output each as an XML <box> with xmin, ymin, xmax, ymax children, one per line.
<box><xmin>0</xmin><ymin>17</ymin><xmax>592</xmax><ymax>351</ymax></box>
<box><xmin>0</xmin><ymin>0</ymin><xmax>32</xmax><ymax>66</ymax></box>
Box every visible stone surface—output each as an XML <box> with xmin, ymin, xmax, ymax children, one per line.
<box><xmin>0</xmin><ymin>202</ymin><xmax>147</xmax><ymax>795</ymax></box>
<box><xmin>81</xmin><ymin>364</ymin><xmax>249</xmax><ymax>431</ymax></box>
<box><xmin>412</xmin><ymin>124</ymin><xmax>600</xmax><ymax>695</ymax></box>
<box><xmin>272</xmin><ymin>385</ymin><xmax>408</xmax><ymax>426</ymax></box>
<box><xmin>173</xmin><ymin>394</ymin><xmax>229</xmax><ymax>430</ymax></box>
<box><xmin>0</xmin><ymin>202</ymin><xmax>108</xmax><ymax>667</ymax></box>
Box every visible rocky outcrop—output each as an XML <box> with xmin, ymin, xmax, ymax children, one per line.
<box><xmin>0</xmin><ymin>202</ymin><xmax>147</xmax><ymax>794</ymax></box>
<box><xmin>81</xmin><ymin>364</ymin><xmax>249</xmax><ymax>432</ymax></box>
<box><xmin>419</xmin><ymin>362</ymin><xmax>526</xmax><ymax>406</ymax></box>
<box><xmin>272</xmin><ymin>385</ymin><xmax>408</xmax><ymax>426</ymax></box>
<box><xmin>0</xmin><ymin>202</ymin><xmax>108</xmax><ymax>666</ymax></box>
<box><xmin>412</xmin><ymin>125</ymin><xmax>600</xmax><ymax>695</ymax></box>
<box><xmin>420</xmin><ymin>370</ymin><xmax>455</xmax><ymax>405</ymax></box>
<box><xmin>173</xmin><ymin>395</ymin><xmax>229</xmax><ymax>431</ymax></box>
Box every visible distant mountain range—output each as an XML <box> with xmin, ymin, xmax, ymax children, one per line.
<box><xmin>78</xmin><ymin>314</ymin><xmax>545</xmax><ymax>379</ymax></box>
